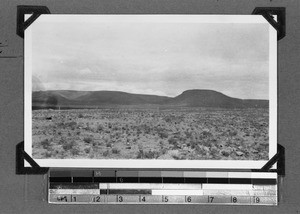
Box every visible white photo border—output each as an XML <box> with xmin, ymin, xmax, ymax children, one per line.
<box><xmin>24</xmin><ymin>15</ymin><xmax>277</xmax><ymax>169</ymax></box>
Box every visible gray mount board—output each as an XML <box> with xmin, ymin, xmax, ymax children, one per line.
<box><xmin>0</xmin><ymin>0</ymin><xmax>300</xmax><ymax>213</ymax></box>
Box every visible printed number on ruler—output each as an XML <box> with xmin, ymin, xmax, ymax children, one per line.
<box><xmin>232</xmin><ymin>197</ymin><xmax>237</xmax><ymax>203</ymax></box>
<box><xmin>118</xmin><ymin>195</ymin><xmax>123</xmax><ymax>202</ymax></box>
<box><xmin>208</xmin><ymin>196</ymin><xmax>214</xmax><ymax>203</ymax></box>
<box><xmin>186</xmin><ymin>196</ymin><xmax>192</xmax><ymax>203</ymax></box>
<box><xmin>254</xmin><ymin>197</ymin><xmax>260</xmax><ymax>204</ymax></box>
<box><xmin>93</xmin><ymin>196</ymin><xmax>101</xmax><ymax>202</ymax></box>
<box><xmin>140</xmin><ymin>196</ymin><xmax>146</xmax><ymax>202</ymax></box>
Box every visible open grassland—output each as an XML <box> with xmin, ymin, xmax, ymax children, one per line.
<box><xmin>32</xmin><ymin>107</ymin><xmax>269</xmax><ymax>160</ymax></box>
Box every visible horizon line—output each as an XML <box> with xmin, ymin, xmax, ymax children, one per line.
<box><xmin>32</xmin><ymin>89</ymin><xmax>269</xmax><ymax>101</ymax></box>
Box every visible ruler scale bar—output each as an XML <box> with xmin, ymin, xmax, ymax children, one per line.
<box><xmin>94</xmin><ymin>177</ymin><xmax>117</xmax><ymax>183</ymax></box>
<box><xmin>49</xmin><ymin>178</ymin><xmax>277</xmax><ymax>185</ymax></box>
<box><xmin>50</xmin><ymin>189</ymin><xmax>100</xmax><ymax>194</ymax></box>
<box><xmin>49</xmin><ymin>170</ymin><xmax>278</xmax><ymax>205</ymax></box>
<box><xmin>102</xmin><ymin>183</ymin><xmax>204</xmax><ymax>189</ymax></box>
<box><xmin>49</xmin><ymin>194</ymin><xmax>277</xmax><ymax>205</ymax></box>
<box><xmin>105</xmin><ymin>189</ymin><xmax>152</xmax><ymax>195</ymax></box>
<box><xmin>49</xmin><ymin>183</ymin><xmax>99</xmax><ymax>189</ymax></box>
<box><xmin>152</xmin><ymin>190</ymin><xmax>204</xmax><ymax>195</ymax></box>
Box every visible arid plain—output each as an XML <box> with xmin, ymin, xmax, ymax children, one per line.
<box><xmin>32</xmin><ymin>106</ymin><xmax>269</xmax><ymax>160</ymax></box>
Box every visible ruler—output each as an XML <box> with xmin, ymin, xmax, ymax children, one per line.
<box><xmin>48</xmin><ymin>170</ymin><xmax>277</xmax><ymax>205</ymax></box>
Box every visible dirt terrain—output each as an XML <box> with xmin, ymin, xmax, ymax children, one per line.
<box><xmin>32</xmin><ymin>107</ymin><xmax>269</xmax><ymax>160</ymax></box>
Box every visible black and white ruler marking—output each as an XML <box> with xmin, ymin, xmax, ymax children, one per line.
<box><xmin>48</xmin><ymin>170</ymin><xmax>277</xmax><ymax>205</ymax></box>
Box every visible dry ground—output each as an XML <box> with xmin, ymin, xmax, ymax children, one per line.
<box><xmin>32</xmin><ymin>107</ymin><xmax>269</xmax><ymax>160</ymax></box>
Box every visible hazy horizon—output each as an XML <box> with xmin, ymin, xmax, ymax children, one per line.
<box><xmin>32</xmin><ymin>88</ymin><xmax>269</xmax><ymax>100</ymax></box>
<box><xmin>28</xmin><ymin>15</ymin><xmax>271</xmax><ymax>99</ymax></box>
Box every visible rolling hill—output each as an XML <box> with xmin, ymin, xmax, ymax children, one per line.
<box><xmin>167</xmin><ymin>90</ymin><xmax>268</xmax><ymax>108</ymax></box>
<box><xmin>32</xmin><ymin>89</ymin><xmax>268</xmax><ymax>109</ymax></box>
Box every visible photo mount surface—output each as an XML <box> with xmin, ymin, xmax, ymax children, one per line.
<box><xmin>16</xmin><ymin>5</ymin><xmax>285</xmax><ymax>177</ymax></box>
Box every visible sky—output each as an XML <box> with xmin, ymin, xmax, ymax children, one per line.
<box><xmin>27</xmin><ymin>15</ymin><xmax>271</xmax><ymax>99</ymax></box>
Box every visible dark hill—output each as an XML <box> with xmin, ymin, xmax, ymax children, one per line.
<box><xmin>169</xmin><ymin>89</ymin><xmax>243</xmax><ymax>108</ymax></box>
<box><xmin>32</xmin><ymin>90</ymin><xmax>172</xmax><ymax>109</ymax></box>
<box><xmin>32</xmin><ymin>89</ymin><xmax>268</xmax><ymax>109</ymax></box>
<box><xmin>73</xmin><ymin>91</ymin><xmax>172</xmax><ymax>105</ymax></box>
<box><xmin>169</xmin><ymin>89</ymin><xmax>268</xmax><ymax>108</ymax></box>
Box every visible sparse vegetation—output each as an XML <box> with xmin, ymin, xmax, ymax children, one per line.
<box><xmin>62</xmin><ymin>140</ymin><xmax>76</xmax><ymax>150</ymax></box>
<box><xmin>70</xmin><ymin>147</ymin><xmax>80</xmax><ymax>156</ymax></box>
<box><xmin>84</xmin><ymin>147</ymin><xmax>91</xmax><ymax>153</ymax></box>
<box><xmin>103</xmin><ymin>150</ymin><xmax>110</xmax><ymax>157</ymax></box>
<box><xmin>144</xmin><ymin>150</ymin><xmax>160</xmax><ymax>159</ymax></box>
<box><xmin>40</xmin><ymin>139</ymin><xmax>51</xmax><ymax>149</ymax></box>
<box><xmin>112</xmin><ymin>148</ymin><xmax>120</xmax><ymax>154</ymax></box>
<box><xmin>83</xmin><ymin>137</ymin><xmax>93</xmax><ymax>144</ymax></box>
<box><xmin>32</xmin><ymin>107</ymin><xmax>269</xmax><ymax>160</ymax></box>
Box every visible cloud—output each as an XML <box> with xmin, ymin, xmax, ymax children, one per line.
<box><xmin>29</xmin><ymin>17</ymin><xmax>270</xmax><ymax>99</ymax></box>
<box><xmin>77</xmin><ymin>67</ymin><xmax>93</xmax><ymax>75</ymax></box>
<box><xmin>32</xmin><ymin>76</ymin><xmax>46</xmax><ymax>91</ymax></box>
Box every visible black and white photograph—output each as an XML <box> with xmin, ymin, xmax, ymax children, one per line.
<box><xmin>24</xmin><ymin>15</ymin><xmax>277</xmax><ymax>168</ymax></box>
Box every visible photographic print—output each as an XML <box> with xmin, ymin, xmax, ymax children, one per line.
<box><xmin>24</xmin><ymin>15</ymin><xmax>277</xmax><ymax>168</ymax></box>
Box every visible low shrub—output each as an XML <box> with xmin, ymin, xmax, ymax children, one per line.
<box><xmin>65</xmin><ymin>121</ymin><xmax>77</xmax><ymax>130</ymax></box>
<box><xmin>202</xmin><ymin>139</ymin><xmax>211</xmax><ymax>147</ymax></box>
<box><xmin>252</xmin><ymin>132</ymin><xmax>261</xmax><ymax>138</ymax></box>
<box><xmin>70</xmin><ymin>147</ymin><xmax>80</xmax><ymax>156</ymax></box>
<box><xmin>168</xmin><ymin>150</ymin><xmax>181</xmax><ymax>160</ymax></box>
<box><xmin>41</xmin><ymin>139</ymin><xmax>51</xmax><ymax>149</ymax></box>
<box><xmin>161</xmin><ymin>148</ymin><xmax>167</xmax><ymax>155</ymax></box>
<box><xmin>136</xmin><ymin>149</ymin><xmax>144</xmax><ymax>159</ymax></box>
<box><xmin>172</xmin><ymin>154</ymin><xmax>181</xmax><ymax>160</ymax></box>
<box><xmin>168</xmin><ymin>137</ymin><xmax>177</xmax><ymax>145</ymax></box>
<box><xmin>97</xmin><ymin>124</ymin><xmax>104</xmax><ymax>132</ymax></box>
<box><xmin>58</xmin><ymin>137</ymin><xmax>67</xmax><ymax>145</ymax></box>
<box><xmin>84</xmin><ymin>147</ymin><xmax>91</xmax><ymax>153</ymax></box>
<box><xmin>144</xmin><ymin>150</ymin><xmax>160</xmax><ymax>159</ymax></box>
<box><xmin>45</xmin><ymin>151</ymin><xmax>52</xmax><ymax>158</ymax></box>
<box><xmin>103</xmin><ymin>150</ymin><xmax>110</xmax><ymax>157</ymax></box>
<box><xmin>189</xmin><ymin>140</ymin><xmax>197</xmax><ymax>149</ymax></box>
<box><xmin>184</xmin><ymin>131</ymin><xmax>192</xmax><ymax>138</ymax></box>
<box><xmin>62</xmin><ymin>140</ymin><xmax>76</xmax><ymax>150</ymax></box>
<box><xmin>228</xmin><ymin>129</ymin><xmax>238</xmax><ymax>137</ymax></box>
<box><xmin>200</xmin><ymin>130</ymin><xmax>212</xmax><ymax>139</ymax></box>
<box><xmin>158</xmin><ymin>132</ymin><xmax>168</xmax><ymax>139</ymax></box>
<box><xmin>83</xmin><ymin>137</ymin><xmax>93</xmax><ymax>144</ymax></box>
<box><xmin>159</xmin><ymin>140</ymin><xmax>164</xmax><ymax>149</ymax></box>
<box><xmin>112</xmin><ymin>148</ymin><xmax>120</xmax><ymax>154</ymax></box>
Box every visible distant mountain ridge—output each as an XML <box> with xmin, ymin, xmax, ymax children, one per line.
<box><xmin>32</xmin><ymin>89</ymin><xmax>268</xmax><ymax>109</ymax></box>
